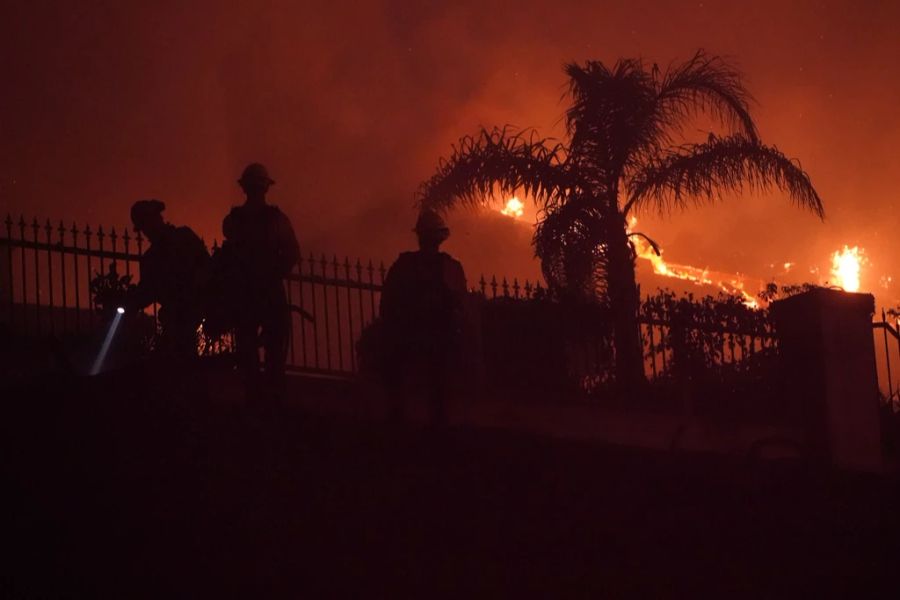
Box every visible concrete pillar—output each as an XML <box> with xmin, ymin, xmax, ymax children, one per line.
<box><xmin>771</xmin><ymin>289</ymin><xmax>882</xmax><ymax>471</ymax></box>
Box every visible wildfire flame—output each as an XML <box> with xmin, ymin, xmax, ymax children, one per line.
<box><xmin>488</xmin><ymin>206</ymin><xmax>891</xmax><ymax>308</ymax></box>
<box><xmin>831</xmin><ymin>245</ymin><xmax>865</xmax><ymax>292</ymax></box>
<box><xmin>628</xmin><ymin>217</ymin><xmax>759</xmax><ymax>308</ymax></box>
<box><xmin>500</xmin><ymin>196</ymin><xmax>524</xmax><ymax>218</ymax></box>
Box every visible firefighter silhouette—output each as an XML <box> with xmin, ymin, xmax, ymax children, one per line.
<box><xmin>222</xmin><ymin>163</ymin><xmax>300</xmax><ymax>397</ymax></box>
<box><xmin>380</xmin><ymin>209</ymin><xmax>467</xmax><ymax>425</ymax></box>
<box><xmin>127</xmin><ymin>199</ymin><xmax>210</xmax><ymax>359</ymax></box>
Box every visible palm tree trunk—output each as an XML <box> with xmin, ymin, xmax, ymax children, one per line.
<box><xmin>606</xmin><ymin>215</ymin><xmax>645</xmax><ymax>390</ymax></box>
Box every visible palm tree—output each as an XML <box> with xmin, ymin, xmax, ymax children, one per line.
<box><xmin>417</xmin><ymin>51</ymin><xmax>824</xmax><ymax>387</ymax></box>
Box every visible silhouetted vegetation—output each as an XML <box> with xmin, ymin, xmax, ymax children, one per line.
<box><xmin>89</xmin><ymin>264</ymin><xmax>136</xmax><ymax>317</ymax></box>
<box><xmin>643</xmin><ymin>289</ymin><xmax>775</xmax><ymax>374</ymax></box>
<box><xmin>638</xmin><ymin>289</ymin><xmax>787</xmax><ymax>418</ymax></box>
<box><xmin>480</xmin><ymin>294</ymin><xmax>613</xmax><ymax>399</ymax></box>
<box><xmin>757</xmin><ymin>281</ymin><xmax>826</xmax><ymax>303</ymax></box>
<box><xmin>89</xmin><ymin>265</ymin><xmax>156</xmax><ymax>358</ymax></box>
<box><xmin>461</xmin><ymin>286</ymin><xmax>788</xmax><ymax>415</ymax></box>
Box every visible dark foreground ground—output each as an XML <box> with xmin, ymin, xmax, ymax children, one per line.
<box><xmin>4</xmin><ymin>367</ymin><xmax>900</xmax><ymax>598</ymax></box>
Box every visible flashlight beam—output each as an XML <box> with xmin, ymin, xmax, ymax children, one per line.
<box><xmin>90</xmin><ymin>312</ymin><xmax>124</xmax><ymax>376</ymax></box>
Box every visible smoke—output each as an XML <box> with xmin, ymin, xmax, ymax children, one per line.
<box><xmin>1</xmin><ymin>0</ymin><xmax>898</xmax><ymax>304</ymax></box>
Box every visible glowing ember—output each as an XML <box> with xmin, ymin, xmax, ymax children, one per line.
<box><xmin>831</xmin><ymin>246</ymin><xmax>865</xmax><ymax>292</ymax></box>
<box><xmin>628</xmin><ymin>217</ymin><xmax>760</xmax><ymax>308</ymax></box>
<box><xmin>500</xmin><ymin>196</ymin><xmax>524</xmax><ymax>218</ymax></box>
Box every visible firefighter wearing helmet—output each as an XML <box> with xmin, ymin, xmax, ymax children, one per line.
<box><xmin>220</xmin><ymin>163</ymin><xmax>300</xmax><ymax>398</ymax></box>
<box><xmin>126</xmin><ymin>199</ymin><xmax>210</xmax><ymax>359</ymax></box>
<box><xmin>379</xmin><ymin>208</ymin><xmax>467</xmax><ymax>425</ymax></box>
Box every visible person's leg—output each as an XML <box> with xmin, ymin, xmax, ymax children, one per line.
<box><xmin>383</xmin><ymin>341</ymin><xmax>408</xmax><ymax>422</ymax></box>
<box><xmin>261</xmin><ymin>293</ymin><xmax>289</xmax><ymax>398</ymax></box>
<box><xmin>426</xmin><ymin>345</ymin><xmax>448</xmax><ymax>428</ymax></box>
<box><xmin>235</xmin><ymin>318</ymin><xmax>261</xmax><ymax>399</ymax></box>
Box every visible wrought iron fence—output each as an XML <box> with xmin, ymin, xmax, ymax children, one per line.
<box><xmin>473</xmin><ymin>280</ymin><xmax>778</xmax><ymax>388</ymax></box>
<box><xmin>0</xmin><ymin>213</ymin><xmax>783</xmax><ymax>389</ymax></box>
<box><xmin>1</xmin><ymin>215</ymin><xmax>150</xmax><ymax>338</ymax></box>
<box><xmin>639</xmin><ymin>291</ymin><xmax>778</xmax><ymax>381</ymax></box>
<box><xmin>282</xmin><ymin>253</ymin><xmax>385</xmax><ymax>376</ymax></box>
<box><xmin>874</xmin><ymin>309</ymin><xmax>900</xmax><ymax>410</ymax></box>
<box><xmin>0</xmin><ymin>214</ymin><xmax>391</xmax><ymax>377</ymax></box>
<box><xmin>0</xmin><ymin>213</ymin><xmax>780</xmax><ymax>388</ymax></box>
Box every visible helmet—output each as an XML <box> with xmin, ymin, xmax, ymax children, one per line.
<box><xmin>238</xmin><ymin>163</ymin><xmax>275</xmax><ymax>186</ymax></box>
<box><xmin>130</xmin><ymin>199</ymin><xmax>165</xmax><ymax>232</ymax></box>
<box><xmin>414</xmin><ymin>209</ymin><xmax>449</xmax><ymax>235</ymax></box>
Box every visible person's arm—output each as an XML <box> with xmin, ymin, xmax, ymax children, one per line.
<box><xmin>127</xmin><ymin>256</ymin><xmax>158</xmax><ymax>310</ymax></box>
<box><xmin>446</xmin><ymin>260</ymin><xmax>467</xmax><ymax>295</ymax></box>
<box><xmin>379</xmin><ymin>261</ymin><xmax>399</xmax><ymax>322</ymax></box>
<box><xmin>222</xmin><ymin>211</ymin><xmax>236</xmax><ymax>242</ymax></box>
<box><xmin>182</xmin><ymin>228</ymin><xmax>211</xmax><ymax>293</ymax></box>
<box><xmin>380</xmin><ymin>255</ymin><xmax>413</xmax><ymax>324</ymax></box>
<box><xmin>444</xmin><ymin>259</ymin><xmax>468</xmax><ymax>334</ymax></box>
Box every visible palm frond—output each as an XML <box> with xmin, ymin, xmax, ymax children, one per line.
<box><xmin>563</xmin><ymin>59</ymin><xmax>658</xmax><ymax>174</ymax></box>
<box><xmin>627</xmin><ymin>231</ymin><xmax>661</xmax><ymax>256</ymax></box>
<box><xmin>564</xmin><ymin>59</ymin><xmax>654</xmax><ymax>136</ymax></box>
<box><xmin>416</xmin><ymin>127</ymin><xmax>578</xmax><ymax>213</ymax></box>
<box><xmin>652</xmin><ymin>50</ymin><xmax>759</xmax><ymax>142</ymax></box>
<box><xmin>534</xmin><ymin>197</ymin><xmax>612</xmax><ymax>300</ymax></box>
<box><xmin>625</xmin><ymin>134</ymin><xmax>824</xmax><ymax>218</ymax></box>
<box><xmin>563</xmin><ymin>52</ymin><xmax>762</xmax><ymax>180</ymax></box>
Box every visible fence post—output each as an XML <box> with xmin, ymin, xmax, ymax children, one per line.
<box><xmin>881</xmin><ymin>309</ymin><xmax>894</xmax><ymax>406</ymax></box>
<box><xmin>0</xmin><ymin>217</ymin><xmax>12</xmax><ymax>328</ymax></box>
<box><xmin>771</xmin><ymin>289</ymin><xmax>882</xmax><ymax>471</ymax></box>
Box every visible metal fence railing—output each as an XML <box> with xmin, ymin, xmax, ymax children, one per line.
<box><xmin>0</xmin><ymin>213</ymin><xmax>785</xmax><ymax>388</ymax></box>
<box><xmin>1</xmin><ymin>216</ymin><xmax>148</xmax><ymax>338</ymax></box>
<box><xmin>0</xmin><ymin>214</ymin><xmax>392</xmax><ymax>377</ymax></box>
<box><xmin>473</xmin><ymin>278</ymin><xmax>778</xmax><ymax>385</ymax></box>
<box><xmin>0</xmin><ymin>213</ymin><xmax>794</xmax><ymax>388</ymax></box>
<box><xmin>874</xmin><ymin>310</ymin><xmax>900</xmax><ymax>409</ymax></box>
<box><xmin>282</xmin><ymin>253</ymin><xmax>385</xmax><ymax>376</ymax></box>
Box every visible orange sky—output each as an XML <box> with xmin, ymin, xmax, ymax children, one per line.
<box><xmin>2</xmin><ymin>0</ymin><xmax>898</xmax><ymax>307</ymax></box>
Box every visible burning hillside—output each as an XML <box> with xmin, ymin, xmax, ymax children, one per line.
<box><xmin>491</xmin><ymin>199</ymin><xmax>892</xmax><ymax>308</ymax></box>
